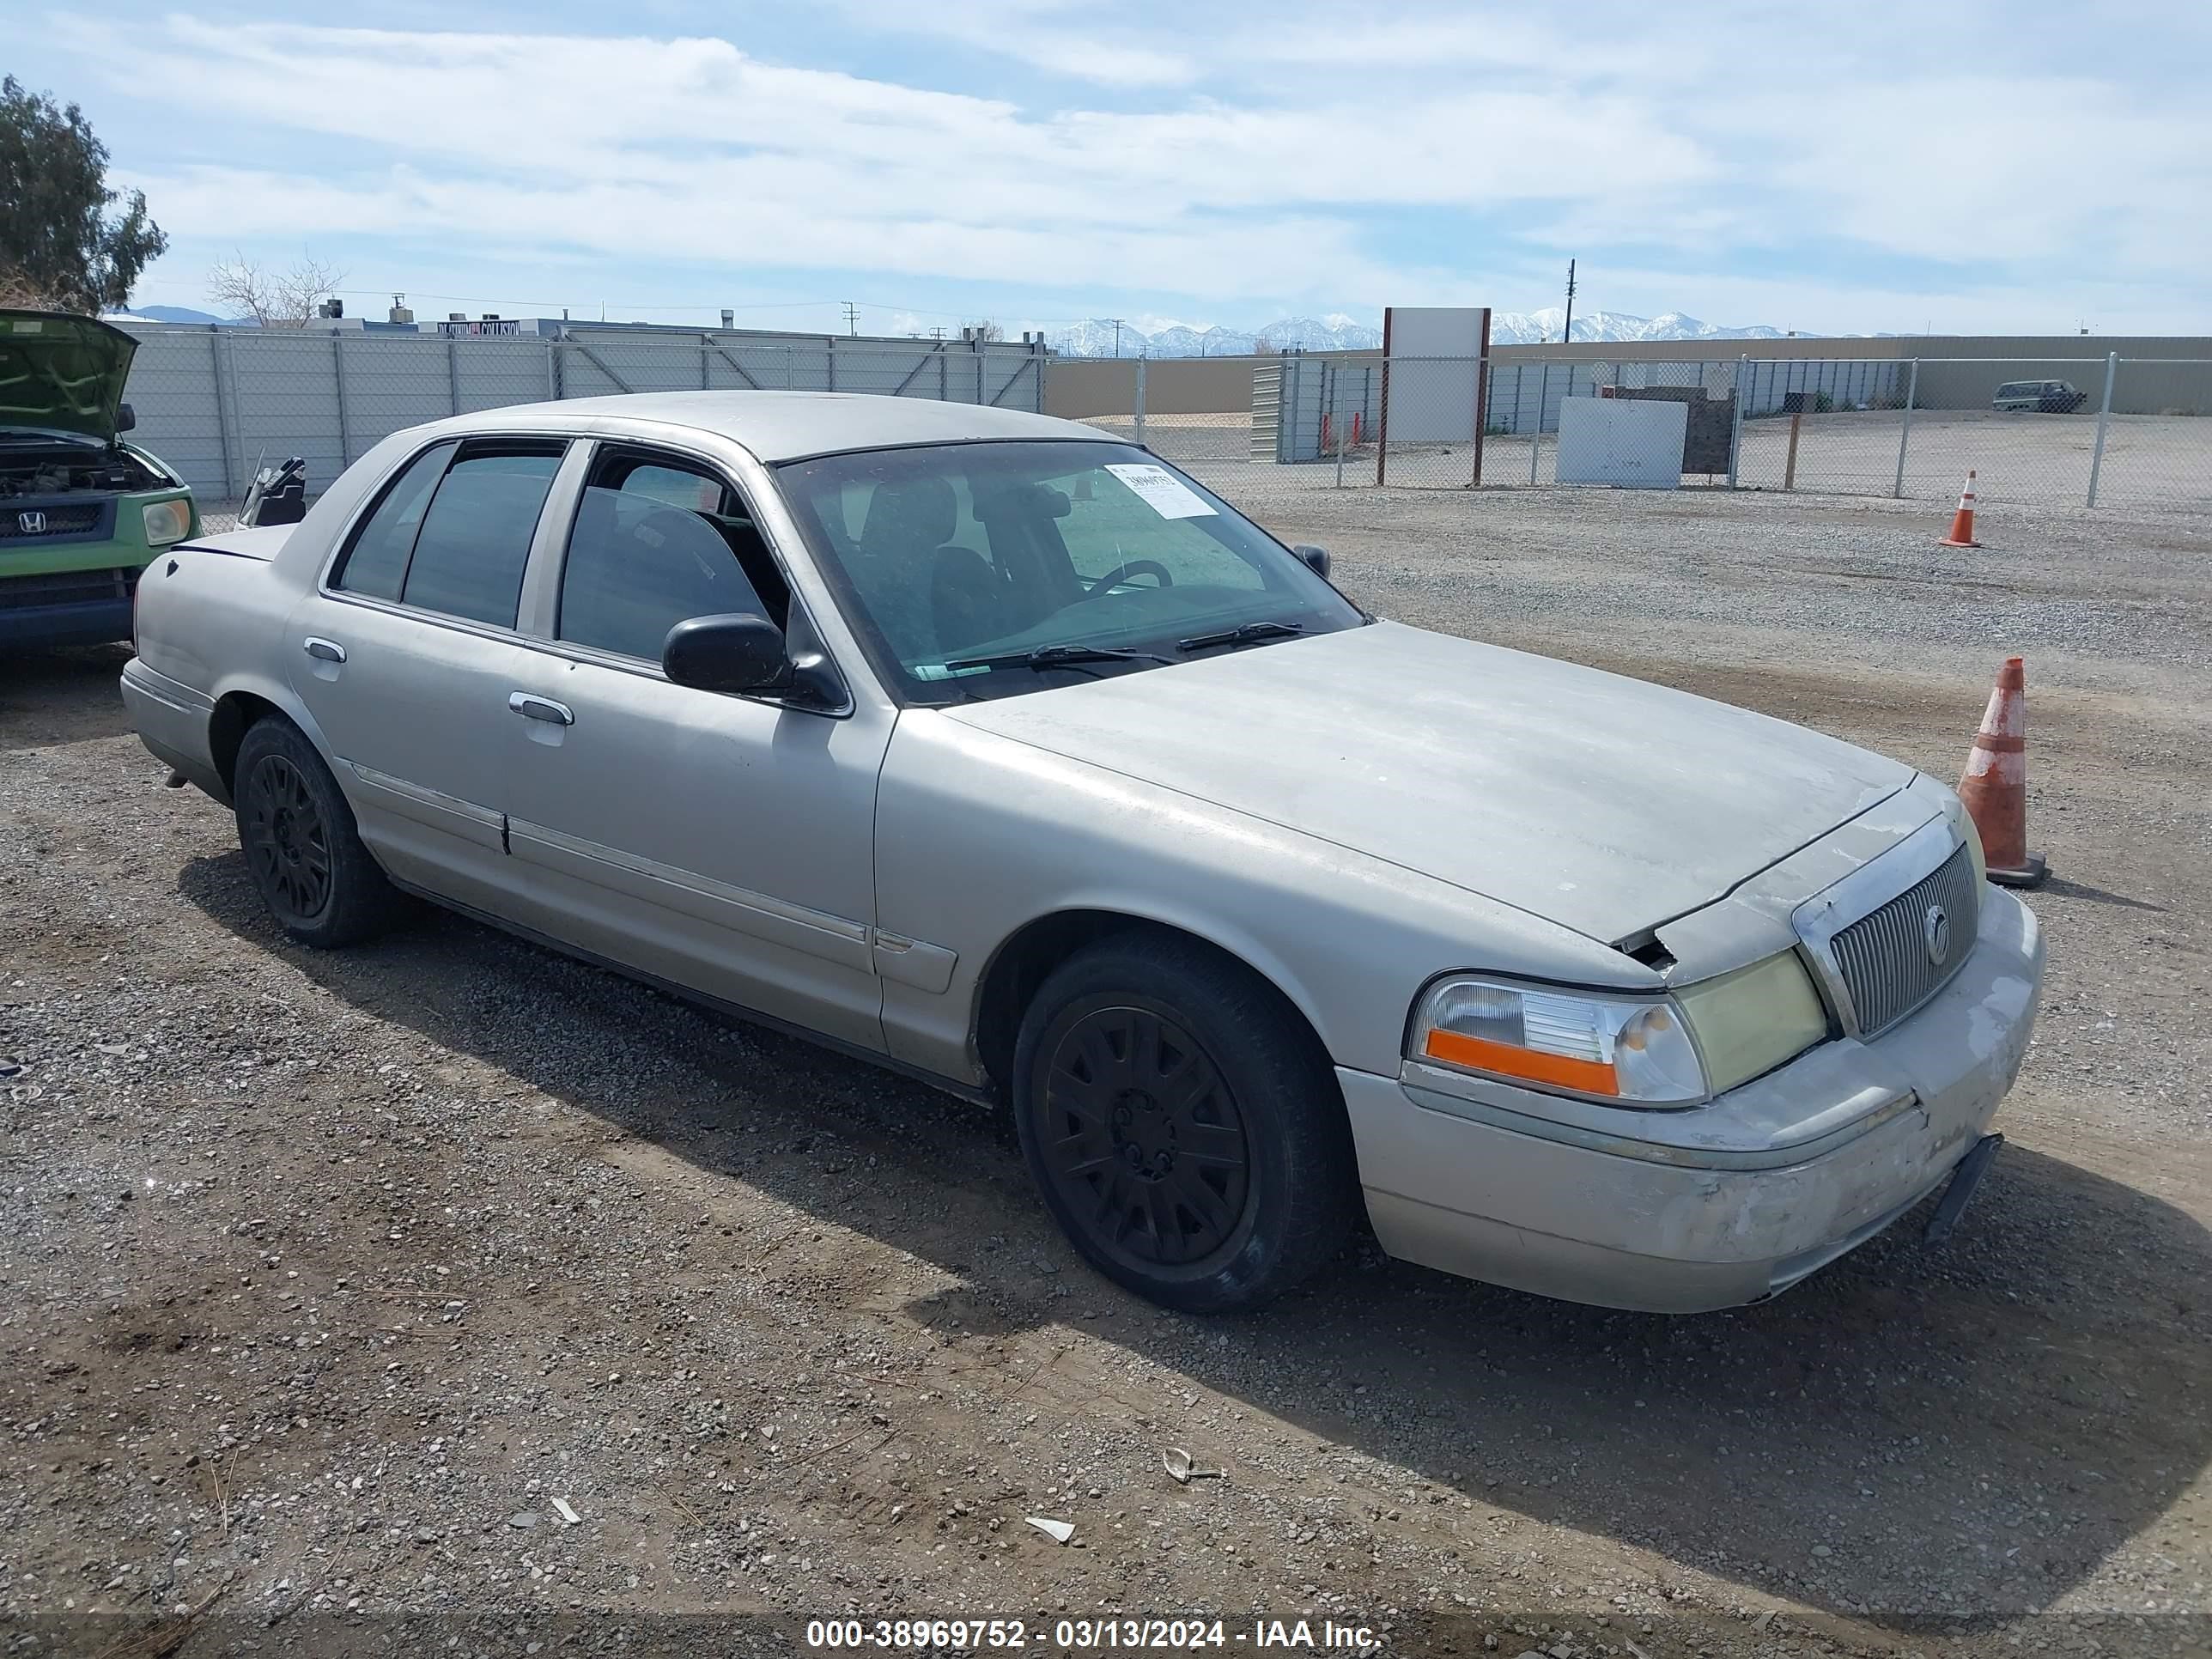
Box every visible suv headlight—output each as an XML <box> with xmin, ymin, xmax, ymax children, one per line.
<box><xmin>142</xmin><ymin>498</ymin><xmax>191</xmax><ymax>544</ymax></box>
<box><xmin>1410</xmin><ymin>977</ymin><xmax>1707</xmax><ymax>1105</ymax></box>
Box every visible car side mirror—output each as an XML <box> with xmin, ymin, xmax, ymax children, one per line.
<box><xmin>1291</xmin><ymin>544</ymin><xmax>1331</xmax><ymax>580</ymax></box>
<box><xmin>116</xmin><ymin>403</ymin><xmax>137</xmax><ymax>434</ymax></box>
<box><xmin>662</xmin><ymin>612</ymin><xmax>789</xmax><ymax>694</ymax></box>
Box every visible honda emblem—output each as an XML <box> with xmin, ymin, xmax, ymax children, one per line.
<box><xmin>17</xmin><ymin>510</ymin><xmax>47</xmax><ymax>535</ymax></box>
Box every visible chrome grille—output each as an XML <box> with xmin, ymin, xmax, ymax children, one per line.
<box><xmin>1827</xmin><ymin>844</ymin><xmax>1979</xmax><ymax>1036</ymax></box>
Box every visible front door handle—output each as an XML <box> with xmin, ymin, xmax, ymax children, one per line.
<box><xmin>303</xmin><ymin>636</ymin><xmax>347</xmax><ymax>663</ymax></box>
<box><xmin>507</xmin><ymin>691</ymin><xmax>574</xmax><ymax>726</ymax></box>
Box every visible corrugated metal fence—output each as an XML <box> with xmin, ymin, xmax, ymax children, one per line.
<box><xmin>118</xmin><ymin>326</ymin><xmax>1049</xmax><ymax>499</ymax></box>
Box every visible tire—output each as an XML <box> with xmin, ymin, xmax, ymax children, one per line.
<box><xmin>1012</xmin><ymin>932</ymin><xmax>1358</xmax><ymax>1313</ymax></box>
<box><xmin>232</xmin><ymin>716</ymin><xmax>402</xmax><ymax>947</ymax></box>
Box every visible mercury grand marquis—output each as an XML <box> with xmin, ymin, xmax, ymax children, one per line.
<box><xmin>120</xmin><ymin>392</ymin><xmax>2044</xmax><ymax>1314</ymax></box>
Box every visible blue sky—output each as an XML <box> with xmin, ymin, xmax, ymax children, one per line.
<box><xmin>18</xmin><ymin>0</ymin><xmax>2212</xmax><ymax>336</ymax></box>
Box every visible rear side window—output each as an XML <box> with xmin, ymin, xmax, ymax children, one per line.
<box><xmin>398</xmin><ymin>447</ymin><xmax>563</xmax><ymax>629</ymax></box>
<box><xmin>333</xmin><ymin>442</ymin><xmax>453</xmax><ymax>601</ymax></box>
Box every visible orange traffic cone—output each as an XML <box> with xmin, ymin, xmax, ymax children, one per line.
<box><xmin>1957</xmin><ymin>656</ymin><xmax>2046</xmax><ymax>887</ymax></box>
<box><xmin>1940</xmin><ymin>470</ymin><xmax>1981</xmax><ymax>547</ymax></box>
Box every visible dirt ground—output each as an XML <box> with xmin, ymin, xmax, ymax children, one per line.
<box><xmin>3</xmin><ymin>479</ymin><xmax>2210</xmax><ymax>1659</ymax></box>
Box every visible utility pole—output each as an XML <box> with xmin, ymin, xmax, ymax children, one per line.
<box><xmin>842</xmin><ymin>301</ymin><xmax>860</xmax><ymax>336</ymax></box>
<box><xmin>929</xmin><ymin>326</ymin><xmax>945</xmax><ymax>341</ymax></box>
<box><xmin>1561</xmin><ymin>258</ymin><xmax>1577</xmax><ymax>347</ymax></box>
<box><xmin>1108</xmin><ymin>318</ymin><xmax>1127</xmax><ymax>357</ymax></box>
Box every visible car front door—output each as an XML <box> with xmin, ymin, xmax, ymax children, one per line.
<box><xmin>286</xmin><ymin>435</ymin><xmax>567</xmax><ymax>920</ymax></box>
<box><xmin>499</xmin><ymin>441</ymin><xmax>892</xmax><ymax>1052</ymax></box>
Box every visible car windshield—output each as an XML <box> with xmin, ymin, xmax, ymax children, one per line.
<box><xmin>775</xmin><ymin>441</ymin><xmax>1365</xmax><ymax>702</ymax></box>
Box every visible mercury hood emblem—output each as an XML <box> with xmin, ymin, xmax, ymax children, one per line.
<box><xmin>1923</xmin><ymin>902</ymin><xmax>1952</xmax><ymax>967</ymax></box>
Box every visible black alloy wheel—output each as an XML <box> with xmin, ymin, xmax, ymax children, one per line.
<box><xmin>230</xmin><ymin>717</ymin><xmax>404</xmax><ymax>948</ymax></box>
<box><xmin>1012</xmin><ymin>933</ymin><xmax>1358</xmax><ymax>1313</ymax></box>
<box><xmin>240</xmin><ymin>750</ymin><xmax>334</xmax><ymax>927</ymax></box>
<box><xmin>1034</xmin><ymin>1000</ymin><xmax>1253</xmax><ymax>1274</ymax></box>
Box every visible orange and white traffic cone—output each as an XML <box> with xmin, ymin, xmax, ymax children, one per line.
<box><xmin>1957</xmin><ymin>655</ymin><xmax>2046</xmax><ymax>887</ymax></box>
<box><xmin>1940</xmin><ymin>470</ymin><xmax>1981</xmax><ymax>548</ymax></box>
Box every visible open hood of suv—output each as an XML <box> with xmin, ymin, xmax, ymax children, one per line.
<box><xmin>0</xmin><ymin>310</ymin><xmax>137</xmax><ymax>441</ymax></box>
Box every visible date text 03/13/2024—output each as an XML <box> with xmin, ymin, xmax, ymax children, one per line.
<box><xmin>803</xmin><ymin>1617</ymin><xmax>1381</xmax><ymax>1650</ymax></box>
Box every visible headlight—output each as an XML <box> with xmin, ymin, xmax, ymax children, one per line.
<box><xmin>1673</xmin><ymin>951</ymin><xmax>1830</xmax><ymax>1093</ymax></box>
<box><xmin>142</xmin><ymin>499</ymin><xmax>191</xmax><ymax>544</ymax></box>
<box><xmin>1410</xmin><ymin>976</ymin><xmax>1707</xmax><ymax>1105</ymax></box>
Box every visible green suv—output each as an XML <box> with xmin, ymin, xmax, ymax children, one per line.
<box><xmin>1</xmin><ymin>310</ymin><xmax>198</xmax><ymax>650</ymax></box>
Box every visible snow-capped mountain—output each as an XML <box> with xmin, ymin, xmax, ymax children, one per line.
<box><xmin>1045</xmin><ymin>315</ymin><xmax>1382</xmax><ymax>357</ymax></box>
<box><xmin>1047</xmin><ymin>309</ymin><xmax>1790</xmax><ymax>357</ymax></box>
<box><xmin>1488</xmin><ymin>307</ymin><xmax>1789</xmax><ymax>344</ymax></box>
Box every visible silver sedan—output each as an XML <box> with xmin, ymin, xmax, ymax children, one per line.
<box><xmin>121</xmin><ymin>392</ymin><xmax>2043</xmax><ymax>1314</ymax></box>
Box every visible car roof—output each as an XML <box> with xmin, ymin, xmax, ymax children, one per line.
<box><xmin>434</xmin><ymin>391</ymin><xmax>1119</xmax><ymax>463</ymax></box>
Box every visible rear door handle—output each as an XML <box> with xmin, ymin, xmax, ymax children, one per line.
<box><xmin>507</xmin><ymin>691</ymin><xmax>574</xmax><ymax>726</ymax></box>
<box><xmin>303</xmin><ymin>636</ymin><xmax>347</xmax><ymax>663</ymax></box>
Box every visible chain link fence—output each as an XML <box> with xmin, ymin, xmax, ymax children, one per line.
<box><xmin>117</xmin><ymin>326</ymin><xmax>1048</xmax><ymax>505</ymax></box>
<box><xmin>1058</xmin><ymin>349</ymin><xmax>2212</xmax><ymax>512</ymax></box>
<box><xmin>1073</xmin><ymin>358</ymin><xmax>1262</xmax><ymax>470</ymax></box>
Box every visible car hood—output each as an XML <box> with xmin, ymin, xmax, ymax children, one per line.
<box><xmin>944</xmin><ymin>620</ymin><xmax>1913</xmax><ymax>943</ymax></box>
<box><xmin>0</xmin><ymin>310</ymin><xmax>137</xmax><ymax>441</ymax></box>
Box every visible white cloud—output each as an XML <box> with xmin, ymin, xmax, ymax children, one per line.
<box><xmin>51</xmin><ymin>4</ymin><xmax>2212</xmax><ymax>332</ymax></box>
<box><xmin>826</xmin><ymin>0</ymin><xmax>1200</xmax><ymax>88</ymax></box>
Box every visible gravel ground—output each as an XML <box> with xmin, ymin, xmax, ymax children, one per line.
<box><xmin>4</xmin><ymin>481</ymin><xmax>2210</xmax><ymax>1657</ymax></box>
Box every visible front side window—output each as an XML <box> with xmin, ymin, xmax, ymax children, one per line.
<box><xmin>775</xmin><ymin>441</ymin><xmax>1363</xmax><ymax>703</ymax></box>
<box><xmin>555</xmin><ymin>446</ymin><xmax>790</xmax><ymax>663</ymax></box>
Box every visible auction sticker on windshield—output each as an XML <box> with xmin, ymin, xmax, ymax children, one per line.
<box><xmin>1104</xmin><ymin>463</ymin><xmax>1216</xmax><ymax>520</ymax></box>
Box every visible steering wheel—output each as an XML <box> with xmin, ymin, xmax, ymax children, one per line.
<box><xmin>1082</xmin><ymin>560</ymin><xmax>1175</xmax><ymax>599</ymax></box>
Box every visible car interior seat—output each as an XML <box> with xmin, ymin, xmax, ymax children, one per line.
<box><xmin>854</xmin><ymin>476</ymin><xmax>1009</xmax><ymax>659</ymax></box>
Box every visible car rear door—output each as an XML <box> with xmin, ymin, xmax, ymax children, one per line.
<box><xmin>497</xmin><ymin>440</ymin><xmax>894</xmax><ymax>1052</ymax></box>
<box><xmin>285</xmin><ymin>435</ymin><xmax>567</xmax><ymax>921</ymax></box>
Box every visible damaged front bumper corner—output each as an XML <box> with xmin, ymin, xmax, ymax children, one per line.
<box><xmin>1340</xmin><ymin>884</ymin><xmax>2044</xmax><ymax>1314</ymax></box>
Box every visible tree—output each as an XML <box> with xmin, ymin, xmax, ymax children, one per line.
<box><xmin>206</xmin><ymin>252</ymin><xmax>348</xmax><ymax>327</ymax></box>
<box><xmin>0</xmin><ymin>76</ymin><xmax>167</xmax><ymax>313</ymax></box>
<box><xmin>963</xmin><ymin>319</ymin><xmax>1004</xmax><ymax>342</ymax></box>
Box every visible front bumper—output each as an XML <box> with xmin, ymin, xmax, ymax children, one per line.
<box><xmin>1342</xmin><ymin>884</ymin><xmax>2044</xmax><ymax>1312</ymax></box>
<box><xmin>0</xmin><ymin>593</ymin><xmax>135</xmax><ymax>648</ymax></box>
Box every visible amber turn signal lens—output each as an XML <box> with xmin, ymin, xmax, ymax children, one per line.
<box><xmin>1423</xmin><ymin>1027</ymin><xmax>1620</xmax><ymax>1095</ymax></box>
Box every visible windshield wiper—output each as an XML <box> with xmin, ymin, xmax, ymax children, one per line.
<box><xmin>1176</xmin><ymin>620</ymin><xmax>1305</xmax><ymax>653</ymax></box>
<box><xmin>943</xmin><ymin>643</ymin><xmax>1176</xmax><ymax>674</ymax></box>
